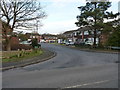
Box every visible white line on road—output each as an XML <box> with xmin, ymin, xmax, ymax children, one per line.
<box><xmin>62</xmin><ymin>80</ymin><xmax>111</xmax><ymax>89</ymax></box>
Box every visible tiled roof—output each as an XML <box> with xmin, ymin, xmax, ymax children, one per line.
<box><xmin>26</xmin><ymin>33</ymin><xmax>40</xmax><ymax>36</ymax></box>
<box><xmin>63</xmin><ymin>26</ymin><xmax>94</xmax><ymax>34</ymax></box>
<box><xmin>42</xmin><ymin>34</ymin><xmax>57</xmax><ymax>37</ymax></box>
<box><xmin>63</xmin><ymin>30</ymin><xmax>79</xmax><ymax>34</ymax></box>
<box><xmin>77</xmin><ymin>26</ymin><xmax>94</xmax><ymax>31</ymax></box>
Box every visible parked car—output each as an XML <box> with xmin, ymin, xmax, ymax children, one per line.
<box><xmin>40</xmin><ymin>40</ymin><xmax>46</xmax><ymax>43</ymax></box>
<box><xmin>74</xmin><ymin>41</ymin><xmax>85</xmax><ymax>46</ymax></box>
<box><xmin>111</xmin><ymin>47</ymin><xmax>120</xmax><ymax>50</ymax></box>
<box><xmin>19</xmin><ymin>41</ymin><xmax>31</xmax><ymax>45</ymax></box>
<box><xmin>85</xmin><ymin>41</ymin><xmax>93</xmax><ymax>46</ymax></box>
<box><xmin>65</xmin><ymin>42</ymin><xmax>74</xmax><ymax>46</ymax></box>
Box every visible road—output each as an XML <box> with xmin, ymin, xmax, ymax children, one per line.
<box><xmin>2</xmin><ymin>43</ymin><xmax>119</xmax><ymax>88</ymax></box>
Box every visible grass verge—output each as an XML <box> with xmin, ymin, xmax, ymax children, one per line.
<box><xmin>2</xmin><ymin>49</ymin><xmax>43</xmax><ymax>63</ymax></box>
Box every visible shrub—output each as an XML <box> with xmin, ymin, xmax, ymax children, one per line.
<box><xmin>31</xmin><ymin>38</ymin><xmax>38</xmax><ymax>48</ymax></box>
<box><xmin>106</xmin><ymin>26</ymin><xmax>120</xmax><ymax>47</ymax></box>
<box><xmin>11</xmin><ymin>44</ymin><xmax>32</xmax><ymax>50</ymax></box>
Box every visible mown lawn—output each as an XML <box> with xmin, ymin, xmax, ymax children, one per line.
<box><xmin>2</xmin><ymin>49</ymin><xmax>43</xmax><ymax>63</ymax></box>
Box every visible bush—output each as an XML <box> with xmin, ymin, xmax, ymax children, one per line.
<box><xmin>11</xmin><ymin>44</ymin><xmax>32</xmax><ymax>50</ymax></box>
<box><xmin>31</xmin><ymin>38</ymin><xmax>38</xmax><ymax>48</ymax></box>
<box><xmin>106</xmin><ymin>26</ymin><xmax>120</xmax><ymax>47</ymax></box>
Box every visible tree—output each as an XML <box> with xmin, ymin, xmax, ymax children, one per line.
<box><xmin>75</xmin><ymin>0</ymin><xmax>118</xmax><ymax>47</ymax></box>
<box><xmin>2</xmin><ymin>20</ymin><xmax>12</xmax><ymax>50</ymax></box>
<box><xmin>18</xmin><ymin>34</ymin><xmax>28</xmax><ymax>41</ymax></box>
<box><xmin>0</xmin><ymin>0</ymin><xmax>46</xmax><ymax>51</ymax></box>
<box><xmin>31</xmin><ymin>38</ymin><xmax>40</xmax><ymax>49</ymax></box>
<box><xmin>106</xmin><ymin>23</ymin><xmax>120</xmax><ymax>47</ymax></box>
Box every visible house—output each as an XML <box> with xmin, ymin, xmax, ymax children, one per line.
<box><xmin>25</xmin><ymin>32</ymin><xmax>42</xmax><ymax>43</ymax></box>
<box><xmin>63</xmin><ymin>30</ymin><xmax>78</xmax><ymax>43</ymax></box>
<box><xmin>42</xmin><ymin>34</ymin><xmax>58</xmax><ymax>43</ymax></box>
<box><xmin>62</xmin><ymin>26</ymin><xmax>100</xmax><ymax>45</ymax></box>
<box><xmin>57</xmin><ymin>34</ymin><xmax>67</xmax><ymax>44</ymax></box>
<box><xmin>77</xmin><ymin>26</ymin><xmax>100</xmax><ymax>44</ymax></box>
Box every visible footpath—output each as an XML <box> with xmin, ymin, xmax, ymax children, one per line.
<box><xmin>70</xmin><ymin>46</ymin><xmax>119</xmax><ymax>54</ymax></box>
<box><xmin>2</xmin><ymin>49</ymin><xmax>56</xmax><ymax>71</ymax></box>
<box><xmin>54</xmin><ymin>44</ymin><xmax>119</xmax><ymax>54</ymax></box>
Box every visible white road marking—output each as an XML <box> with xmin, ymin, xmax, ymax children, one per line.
<box><xmin>63</xmin><ymin>80</ymin><xmax>110</xmax><ymax>89</ymax></box>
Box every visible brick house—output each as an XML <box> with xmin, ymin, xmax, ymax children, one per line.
<box><xmin>63</xmin><ymin>30</ymin><xmax>78</xmax><ymax>43</ymax></box>
<box><xmin>62</xmin><ymin>26</ymin><xmax>100</xmax><ymax>45</ymax></box>
<box><xmin>42</xmin><ymin>34</ymin><xmax>58</xmax><ymax>43</ymax></box>
<box><xmin>25</xmin><ymin>33</ymin><xmax>42</xmax><ymax>43</ymax></box>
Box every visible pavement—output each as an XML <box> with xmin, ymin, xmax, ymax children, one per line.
<box><xmin>56</xmin><ymin>44</ymin><xmax>119</xmax><ymax>54</ymax></box>
<box><xmin>2</xmin><ymin>43</ymin><xmax>119</xmax><ymax>88</ymax></box>
<box><xmin>2</xmin><ymin>49</ymin><xmax>56</xmax><ymax>71</ymax></box>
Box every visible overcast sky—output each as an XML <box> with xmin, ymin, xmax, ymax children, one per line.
<box><xmin>17</xmin><ymin>0</ymin><xmax>119</xmax><ymax>34</ymax></box>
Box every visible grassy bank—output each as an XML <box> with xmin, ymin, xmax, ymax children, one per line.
<box><xmin>2</xmin><ymin>49</ymin><xmax>43</xmax><ymax>63</ymax></box>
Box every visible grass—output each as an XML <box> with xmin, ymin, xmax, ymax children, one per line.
<box><xmin>2</xmin><ymin>49</ymin><xmax>43</xmax><ymax>63</ymax></box>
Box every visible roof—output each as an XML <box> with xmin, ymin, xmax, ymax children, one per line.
<box><xmin>63</xmin><ymin>30</ymin><xmax>79</xmax><ymax>34</ymax></box>
<box><xmin>42</xmin><ymin>34</ymin><xmax>57</xmax><ymax>37</ymax></box>
<box><xmin>63</xmin><ymin>26</ymin><xmax>94</xmax><ymax>35</ymax></box>
<box><xmin>26</xmin><ymin>33</ymin><xmax>40</xmax><ymax>36</ymax></box>
<box><xmin>77</xmin><ymin>26</ymin><xmax>94</xmax><ymax>31</ymax></box>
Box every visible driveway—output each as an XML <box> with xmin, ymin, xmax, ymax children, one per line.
<box><xmin>2</xmin><ymin>43</ymin><xmax>119</xmax><ymax>88</ymax></box>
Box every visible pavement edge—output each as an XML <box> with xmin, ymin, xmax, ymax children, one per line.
<box><xmin>1</xmin><ymin>49</ymin><xmax>57</xmax><ymax>71</ymax></box>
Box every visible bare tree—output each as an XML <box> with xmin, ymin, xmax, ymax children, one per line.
<box><xmin>0</xmin><ymin>0</ymin><xmax>46</xmax><ymax>51</ymax></box>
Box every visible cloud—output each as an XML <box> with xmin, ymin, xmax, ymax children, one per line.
<box><xmin>39</xmin><ymin>19</ymin><xmax>78</xmax><ymax>34</ymax></box>
<box><xmin>39</xmin><ymin>0</ymin><xmax>119</xmax><ymax>3</ymax></box>
<box><xmin>38</xmin><ymin>0</ymin><xmax>119</xmax><ymax>35</ymax></box>
<box><xmin>39</xmin><ymin>0</ymin><xmax>86</xmax><ymax>8</ymax></box>
<box><xmin>39</xmin><ymin>0</ymin><xmax>85</xmax><ymax>3</ymax></box>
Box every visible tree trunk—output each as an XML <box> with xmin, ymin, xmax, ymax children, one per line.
<box><xmin>93</xmin><ymin>2</ymin><xmax>97</xmax><ymax>48</ymax></box>
<box><xmin>93</xmin><ymin>29</ymin><xmax>97</xmax><ymax>47</ymax></box>
<box><xmin>6</xmin><ymin>41</ymin><xmax>11</xmax><ymax>51</ymax></box>
<box><xmin>5</xmin><ymin>37</ymin><xmax>11</xmax><ymax>51</ymax></box>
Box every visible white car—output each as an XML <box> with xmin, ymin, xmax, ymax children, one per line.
<box><xmin>19</xmin><ymin>41</ymin><xmax>31</xmax><ymax>45</ymax></box>
<box><xmin>85</xmin><ymin>41</ymin><xmax>93</xmax><ymax>46</ymax></box>
<box><xmin>65</xmin><ymin>42</ymin><xmax>74</xmax><ymax>46</ymax></box>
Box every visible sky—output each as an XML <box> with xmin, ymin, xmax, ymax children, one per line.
<box><xmin>17</xmin><ymin>0</ymin><xmax>120</xmax><ymax>34</ymax></box>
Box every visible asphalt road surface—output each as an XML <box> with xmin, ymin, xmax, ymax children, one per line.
<box><xmin>2</xmin><ymin>43</ymin><xmax>119</xmax><ymax>88</ymax></box>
